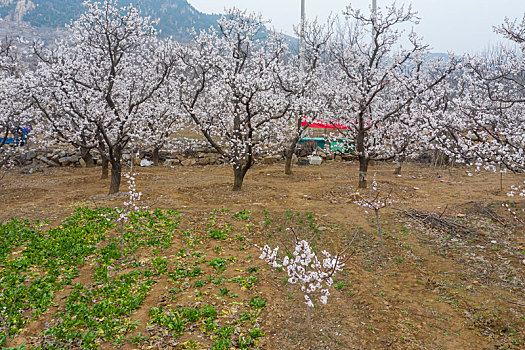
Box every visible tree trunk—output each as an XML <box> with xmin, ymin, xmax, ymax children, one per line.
<box><xmin>152</xmin><ymin>147</ymin><xmax>160</xmax><ymax>166</ymax></box>
<box><xmin>101</xmin><ymin>156</ymin><xmax>109</xmax><ymax>179</ymax></box>
<box><xmin>285</xmin><ymin>156</ymin><xmax>293</xmax><ymax>175</ymax></box>
<box><xmin>284</xmin><ymin>134</ymin><xmax>301</xmax><ymax>175</ymax></box>
<box><xmin>233</xmin><ymin>166</ymin><xmax>245</xmax><ymax>191</ymax></box>
<box><xmin>394</xmin><ymin>156</ymin><xmax>405</xmax><ymax>175</ymax></box>
<box><xmin>358</xmin><ymin>156</ymin><xmax>369</xmax><ymax>189</ymax></box>
<box><xmin>355</xmin><ymin>126</ymin><xmax>369</xmax><ymax>189</ymax></box>
<box><xmin>109</xmin><ymin>159</ymin><xmax>122</xmax><ymax>194</ymax></box>
<box><xmin>232</xmin><ymin>161</ymin><xmax>251</xmax><ymax>191</ymax></box>
<box><xmin>80</xmin><ymin>147</ymin><xmax>95</xmax><ymax>168</ymax></box>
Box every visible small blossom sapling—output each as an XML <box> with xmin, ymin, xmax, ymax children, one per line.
<box><xmin>354</xmin><ymin>174</ymin><xmax>393</xmax><ymax>255</ymax></box>
<box><xmin>114</xmin><ymin>157</ymin><xmax>146</xmax><ymax>257</ymax></box>
<box><xmin>257</xmin><ymin>228</ymin><xmax>352</xmax><ymax>309</ymax></box>
<box><xmin>502</xmin><ymin>201</ymin><xmax>525</xmax><ymax>225</ymax></box>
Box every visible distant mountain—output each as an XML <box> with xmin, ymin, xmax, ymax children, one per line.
<box><xmin>0</xmin><ymin>0</ymin><xmax>220</xmax><ymax>42</ymax></box>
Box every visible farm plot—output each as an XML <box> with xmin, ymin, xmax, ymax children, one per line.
<box><xmin>0</xmin><ymin>162</ymin><xmax>524</xmax><ymax>349</ymax></box>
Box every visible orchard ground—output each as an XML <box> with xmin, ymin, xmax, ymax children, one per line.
<box><xmin>1</xmin><ymin>161</ymin><xmax>525</xmax><ymax>349</ymax></box>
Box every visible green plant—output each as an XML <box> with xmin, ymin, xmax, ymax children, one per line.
<box><xmin>248</xmin><ymin>296</ymin><xmax>266</xmax><ymax>310</ymax></box>
<box><xmin>151</xmin><ymin>257</ymin><xmax>168</xmax><ymax>275</ymax></box>
<box><xmin>263</xmin><ymin>208</ymin><xmax>271</xmax><ymax>227</ymax></box>
<box><xmin>149</xmin><ymin>304</ymin><xmax>218</xmax><ymax>338</ymax></box>
<box><xmin>209</xmin><ymin>258</ymin><xmax>228</xmax><ymax>273</ymax></box>
<box><xmin>249</xmin><ymin>327</ymin><xmax>264</xmax><ymax>339</ymax></box>
<box><xmin>218</xmin><ymin>288</ymin><xmax>238</xmax><ymax>298</ymax></box>
<box><xmin>194</xmin><ymin>280</ymin><xmax>207</xmax><ymax>288</ymax></box>
<box><xmin>209</xmin><ymin>227</ymin><xmax>232</xmax><ymax>241</ymax></box>
<box><xmin>209</xmin><ymin>276</ymin><xmax>226</xmax><ymax>285</ymax></box>
<box><xmin>45</xmin><ymin>271</ymin><xmax>155</xmax><ymax>347</ymax></box>
<box><xmin>232</xmin><ymin>275</ymin><xmax>259</xmax><ymax>289</ymax></box>
<box><xmin>233</xmin><ymin>210</ymin><xmax>252</xmax><ymax>220</ymax></box>
<box><xmin>334</xmin><ymin>281</ymin><xmax>348</xmax><ymax>290</ymax></box>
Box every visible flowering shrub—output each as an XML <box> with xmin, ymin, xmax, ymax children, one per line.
<box><xmin>257</xmin><ymin>229</ymin><xmax>346</xmax><ymax>308</ymax></box>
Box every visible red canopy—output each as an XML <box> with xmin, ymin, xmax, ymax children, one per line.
<box><xmin>301</xmin><ymin>117</ymin><xmax>349</xmax><ymax>130</ymax></box>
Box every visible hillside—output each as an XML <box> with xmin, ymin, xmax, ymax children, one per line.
<box><xmin>0</xmin><ymin>0</ymin><xmax>220</xmax><ymax>41</ymax></box>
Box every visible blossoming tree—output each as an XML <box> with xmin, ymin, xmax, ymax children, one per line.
<box><xmin>32</xmin><ymin>0</ymin><xmax>176</xmax><ymax>193</ymax></box>
<box><xmin>176</xmin><ymin>9</ymin><xmax>290</xmax><ymax>191</ymax></box>
<box><xmin>0</xmin><ymin>36</ymin><xmax>28</xmax><ymax>177</ymax></box>
<box><xmin>276</xmin><ymin>18</ymin><xmax>333</xmax><ymax>175</ymax></box>
<box><xmin>431</xmin><ymin>15</ymin><xmax>525</xmax><ymax>196</ymax></box>
<box><xmin>324</xmin><ymin>4</ymin><xmax>455</xmax><ymax>188</ymax></box>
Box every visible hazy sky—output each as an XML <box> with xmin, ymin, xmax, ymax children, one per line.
<box><xmin>189</xmin><ymin>0</ymin><xmax>524</xmax><ymax>54</ymax></box>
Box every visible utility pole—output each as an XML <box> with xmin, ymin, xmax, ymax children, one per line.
<box><xmin>300</xmin><ymin>0</ymin><xmax>305</xmax><ymax>71</ymax></box>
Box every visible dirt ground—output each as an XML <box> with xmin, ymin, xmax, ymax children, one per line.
<box><xmin>1</xmin><ymin>160</ymin><xmax>525</xmax><ymax>349</ymax></box>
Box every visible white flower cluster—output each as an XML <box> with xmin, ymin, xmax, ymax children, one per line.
<box><xmin>507</xmin><ymin>182</ymin><xmax>525</xmax><ymax>198</ymax></box>
<box><xmin>116</xmin><ymin>172</ymin><xmax>145</xmax><ymax>223</ymax></box>
<box><xmin>502</xmin><ymin>202</ymin><xmax>524</xmax><ymax>225</ymax></box>
<box><xmin>258</xmin><ymin>237</ymin><xmax>345</xmax><ymax>308</ymax></box>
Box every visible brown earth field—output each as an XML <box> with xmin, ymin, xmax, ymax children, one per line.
<box><xmin>1</xmin><ymin>161</ymin><xmax>525</xmax><ymax>350</ymax></box>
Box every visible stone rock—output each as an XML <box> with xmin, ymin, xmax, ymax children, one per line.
<box><xmin>308</xmin><ymin>155</ymin><xmax>323</xmax><ymax>165</ymax></box>
<box><xmin>28</xmin><ymin>167</ymin><xmax>43</xmax><ymax>174</ymax></box>
<box><xmin>123</xmin><ymin>153</ymin><xmax>131</xmax><ymax>161</ymax></box>
<box><xmin>164</xmin><ymin>159</ymin><xmax>180</xmax><ymax>166</ymax></box>
<box><xmin>38</xmin><ymin>156</ymin><xmax>53</xmax><ymax>167</ymax></box>
<box><xmin>140</xmin><ymin>159</ymin><xmax>153</xmax><ymax>167</ymax></box>
<box><xmin>326</xmin><ymin>154</ymin><xmax>334</xmax><ymax>161</ymax></box>
<box><xmin>181</xmin><ymin>159</ymin><xmax>197</xmax><ymax>166</ymax></box>
<box><xmin>20</xmin><ymin>166</ymin><xmax>43</xmax><ymax>174</ymax></box>
<box><xmin>206</xmin><ymin>154</ymin><xmax>219</xmax><ymax>163</ymax></box>
<box><xmin>69</xmin><ymin>155</ymin><xmax>80</xmax><ymax>163</ymax></box>
<box><xmin>335</xmin><ymin>155</ymin><xmax>343</xmax><ymax>162</ymax></box>
<box><xmin>79</xmin><ymin>158</ymin><xmax>87</xmax><ymax>168</ymax></box>
<box><xmin>196</xmin><ymin>158</ymin><xmax>209</xmax><ymax>166</ymax></box>
<box><xmin>262</xmin><ymin>156</ymin><xmax>278</xmax><ymax>165</ymax></box>
<box><xmin>197</xmin><ymin>152</ymin><xmax>207</xmax><ymax>158</ymax></box>
<box><xmin>23</xmin><ymin>150</ymin><xmax>38</xmax><ymax>161</ymax></box>
<box><xmin>318</xmin><ymin>152</ymin><xmax>327</xmax><ymax>159</ymax></box>
<box><xmin>297</xmin><ymin>158</ymin><xmax>309</xmax><ymax>166</ymax></box>
<box><xmin>58</xmin><ymin>156</ymin><xmax>72</xmax><ymax>166</ymax></box>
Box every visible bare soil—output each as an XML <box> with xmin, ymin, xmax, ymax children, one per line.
<box><xmin>1</xmin><ymin>161</ymin><xmax>524</xmax><ymax>349</ymax></box>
